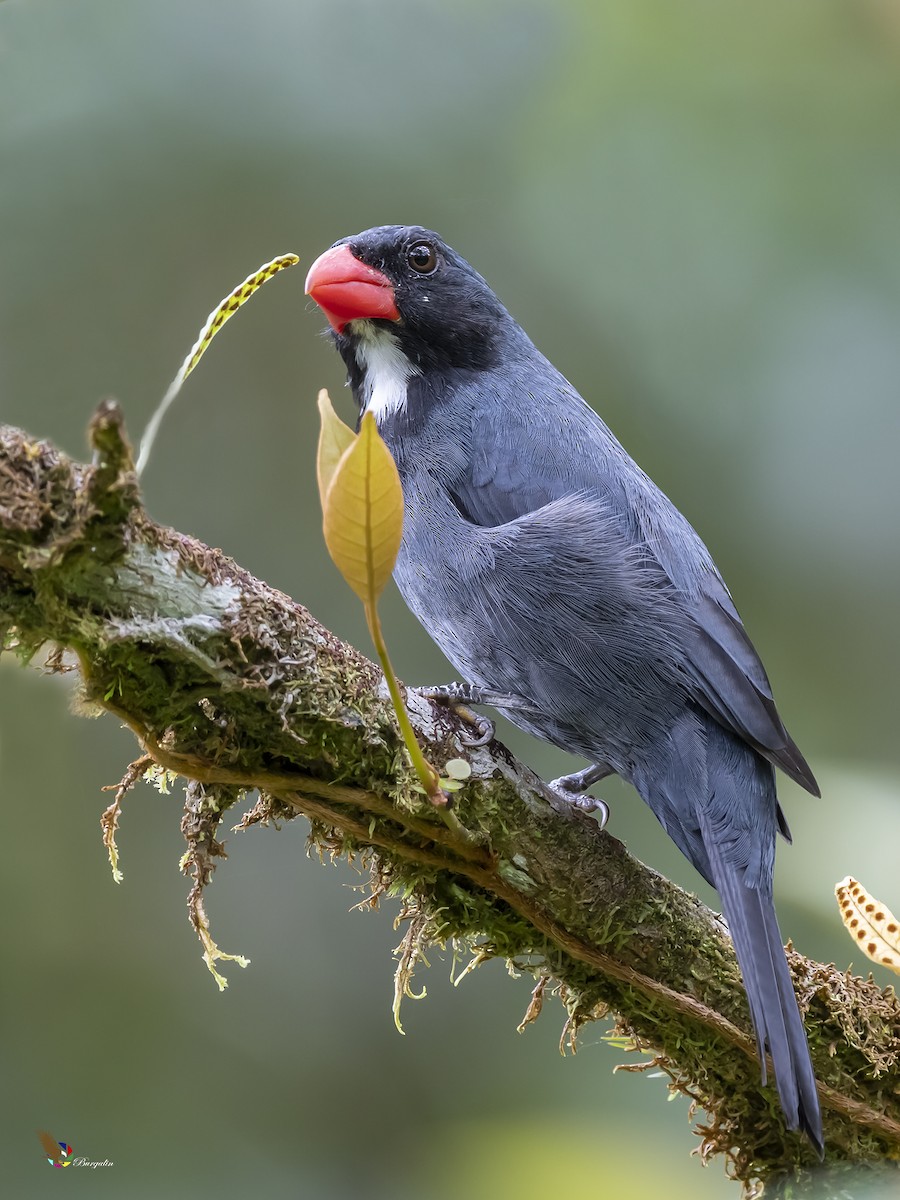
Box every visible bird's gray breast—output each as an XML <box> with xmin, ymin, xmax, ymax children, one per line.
<box><xmin>392</xmin><ymin>465</ymin><xmax>692</xmax><ymax>765</ymax></box>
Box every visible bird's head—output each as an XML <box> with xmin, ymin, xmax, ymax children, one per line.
<box><xmin>305</xmin><ymin>226</ymin><xmax>512</xmax><ymax>386</ymax></box>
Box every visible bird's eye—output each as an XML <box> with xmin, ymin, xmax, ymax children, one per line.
<box><xmin>407</xmin><ymin>242</ymin><xmax>437</xmax><ymax>274</ymax></box>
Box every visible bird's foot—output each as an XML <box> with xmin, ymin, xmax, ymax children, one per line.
<box><xmin>547</xmin><ymin>763</ymin><xmax>613</xmax><ymax>828</ymax></box>
<box><xmin>418</xmin><ymin>682</ymin><xmax>534</xmax><ymax>748</ymax></box>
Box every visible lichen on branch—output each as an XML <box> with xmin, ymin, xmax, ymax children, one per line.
<box><xmin>1</xmin><ymin>406</ymin><xmax>899</xmax><ymax>1195</ymax></box>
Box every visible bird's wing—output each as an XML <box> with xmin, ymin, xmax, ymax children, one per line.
<box><xmin>623</xmin><ymin>474</ymin><xmax>820</xmax><ymax>799</ymax></box>
<box><xmin>687</xmin><ymin>583</ymin><xmax>819</xmax><ymax>798</ymax></box>
<box><xmin>450</xmin><ymin>396</ymin><xmax>819</xmax><ymax>800</ymax></box>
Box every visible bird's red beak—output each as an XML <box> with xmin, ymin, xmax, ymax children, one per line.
<box><xmin>305</xmin><ymin>244</ymin><xmax>400</xmax><ymax>334</ymax></box>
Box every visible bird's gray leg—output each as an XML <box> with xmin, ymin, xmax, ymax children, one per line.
<box><xmin>417</xmin><ymin>682</ymin><xmax>537</xmax><ymax>747</ymax></box>
<box><xmin>420</xmin><ymin>685</ymin><xmax>613</xmax><ymax>825</ymax></box>
<box><xmin>548</xmin><ymin>762</ymin><xmax>614</xmax><ymax>827</ymax></box>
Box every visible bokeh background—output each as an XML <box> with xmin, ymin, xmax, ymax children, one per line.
<box><xmin>2</xmin><ymin>1</ymin><xmax>899</xmax><ymax>1195</ymax></box>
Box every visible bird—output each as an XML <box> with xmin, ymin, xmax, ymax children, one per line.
<box><xmin>305</xmin><ymin>224</ymin><xmax>824</xmax><ymax>1152</ymax></box>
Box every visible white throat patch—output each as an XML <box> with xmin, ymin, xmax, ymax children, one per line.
<box><xmin>349</xmin><ymin>322</ymin><xmax>417</xmax><ymax>421</ymax></box>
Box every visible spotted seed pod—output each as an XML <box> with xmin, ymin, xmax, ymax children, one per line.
<box><xmin>835</xmin><ymin>876</ymin><xmax>900</xmax><ymax>975</ymax></box>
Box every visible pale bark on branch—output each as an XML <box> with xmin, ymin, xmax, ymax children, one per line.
<box><xmin>1</xmin><ymin>405</ymin><xmax>898</xmax><ymax>1197</ymax></box>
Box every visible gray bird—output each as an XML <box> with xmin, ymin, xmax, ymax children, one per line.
<box><xmin>305</xmin><ymin>225</ymin><xmax>823</xmax><ymax>1151</ymax></box>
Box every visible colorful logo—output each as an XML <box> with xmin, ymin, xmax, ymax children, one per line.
<box><xmin>38</xmin><ymin>1131</ymin><xmax>73</xmax><ymax>1168</ymax></box>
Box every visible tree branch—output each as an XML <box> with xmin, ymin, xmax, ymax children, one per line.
<box><xmin>2</xmin><ymin>405</ymin><xmax>898</xmax><ymax>1196</ymax></box>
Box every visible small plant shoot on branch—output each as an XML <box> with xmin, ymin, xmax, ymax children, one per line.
<box><xmin>316</xmin><ymin>390</ymin><xmax>456</xmax><ymax>808</ymax></box>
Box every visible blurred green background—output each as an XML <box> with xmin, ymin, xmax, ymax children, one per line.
<box><xmin>2</xmin><ymin>0</ymin><xmax>899</xmax><ymax>1195</ymax></box>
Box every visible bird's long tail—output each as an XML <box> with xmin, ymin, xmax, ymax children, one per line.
<box><xmin>704</xmin><ymin>833</ymin><xmax>823</xmax><ymax>1155</ymax></box>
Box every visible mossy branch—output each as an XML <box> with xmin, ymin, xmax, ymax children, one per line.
<box><xmin>1</xmin><ymin>405</ymin><xmax>899</xmax><ymax>1197</ymax></box>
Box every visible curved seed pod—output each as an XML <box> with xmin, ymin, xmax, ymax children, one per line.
<box><xmin>835</xmin><ymin>876</ymin><xmax>900</xmax><ymax>975</ymax></box>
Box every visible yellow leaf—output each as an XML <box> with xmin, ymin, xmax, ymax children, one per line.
<box><xmin>316</xmin><ymin>389</ymin><xmax>357</xmax><ymax>507</ymax></box>
<box><xmin>322</xmin><ymin>410</ymin><xmax>404</xmax><ymax>605</ymax></box>
<box><xmin>835</xmin><ymin>876</ymin><xmax>900</xmax><ymax>976</ymax></box>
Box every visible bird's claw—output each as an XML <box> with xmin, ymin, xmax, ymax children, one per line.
<box><xmin>417</xmin><ymin>683</ymin><xmax>496</xmax><ymax>747</ymax></box>
<box><xmin>547</xmin><ymin>779</ymin><xmax>610</xmax><ymax>828</ymax></box>
<box><xmin>457</xmin><ymin>709</ymin><xmax>495</xmax><ymax>747</ymax></box>
<box><xmin>547</xmin><ymin>762</ymin><xmax>613</xmax><ymax>828</ymax></box>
